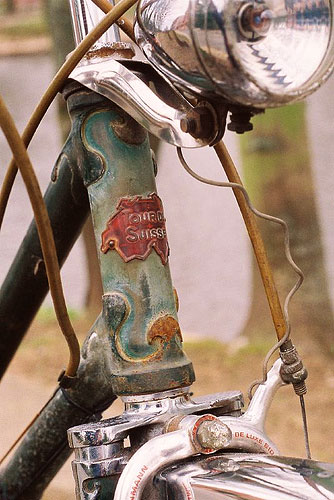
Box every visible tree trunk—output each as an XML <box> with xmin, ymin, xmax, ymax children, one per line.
<box><xmin>240</xmin><ymin>103</ymin><xmax>334</xmax><ymax>355</ymax></box>
<box><xmin>5</xmin><ymin>0</ymin><xmax>15</xmax><ymax>13</ymax></box>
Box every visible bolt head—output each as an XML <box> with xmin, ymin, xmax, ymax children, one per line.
<box><xmin>196</xmin><ymin>420</ymin><xmax>232</xmax><ymax>451</ymax></box>
<box><xmin>180</xmin><ymin>117</ymin><xmax>197</xmax><ymax>134</ymax></box>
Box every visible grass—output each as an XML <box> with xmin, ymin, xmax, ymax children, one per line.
<box><xmin>0</xmin><ymin>8</ymin><xmax>48</xmax><ymax>39</ymax></box>
<box><xmin>36</xmin><ymin>305</ymin><xmax>80</xmax><ymax>323</ymax></box>
<box><xmin>5</xmin><ymin>314</ymin><xmax>334</xmax><ymax>464</ymax></box>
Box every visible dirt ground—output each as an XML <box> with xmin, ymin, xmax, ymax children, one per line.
<box><xmin>2</xmin><ymin>316</ymin><xmax>334</xmax><ymax>498</ymax></box>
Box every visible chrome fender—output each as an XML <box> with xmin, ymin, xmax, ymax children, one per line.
<box><xmin>157</xmin><ymin>453</ymin><xmax>334</xmax><ymax>500</ymax></box>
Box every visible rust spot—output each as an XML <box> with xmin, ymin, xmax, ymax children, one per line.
<box><xmin>165</xmin><ymin>415</ymin><xmax>186</xmax><ymax>433</ymax></box>
<box><xmin>148</xmin><ymin>315</ymin><xmax>183</xmax><ymax>345</ymax></box>
<box><xmin>173</xmin><ymin>288</ymin><xmax>179</xmax><ymax>312</ymax></box>
<box><xmin>86</xmin><ymin>42</ymin><xmax>135</xmax><ymax>60</ymax></box>
<box><xmin>111</xmin><ymin>109</ymin><xmax>147</xmax><ymax>145</ymax></box>
<box><xmin>114</xmin><ymin>312</ymin><xmax>182</xmax><ymax>364</ymax></box>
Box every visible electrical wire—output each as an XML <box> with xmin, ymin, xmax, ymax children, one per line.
<box><xmin>0</xmin><ymin>0</ymin><xmax>138</xmax><ymax>230</ymax></box>
<box><xmin>177</xmin><ymin>146</ymin><xmax>304</xmax><ymax>393</ymax></box>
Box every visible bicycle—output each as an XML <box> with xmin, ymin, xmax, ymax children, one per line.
<box><xmin>1</xmin><ymin>0</ymin><xmax>334</xmax><ymax>498</ymax></box>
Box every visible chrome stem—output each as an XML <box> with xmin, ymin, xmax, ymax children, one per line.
<box><xmin>68</xmin><ymin>0</ymin><xmax>121</xmax><ymax>46</ymax></box>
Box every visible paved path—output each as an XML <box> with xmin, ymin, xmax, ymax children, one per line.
<box><xmin>0</xmin><ymin>369</ymin><xmax>123</xmax><ymax>498</ymax></box>
<box><xmin>0</xmin><ymin>374</ymin><xmax>72</xmax><ymax>498</ymax></box>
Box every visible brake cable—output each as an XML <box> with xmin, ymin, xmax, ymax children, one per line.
<box><xmin>177</xmin><ymin>145</ymin><xmax>304</xmax><ymax>352</ymax></box>
<box><xmin>177</xmin><ymin>145</ymin><xmax>311</xmax><ymax>458</ymax></box>
<box><xmin>91</xmin><ymin>0</ymin><xmax>136</xmax><ymax>42</ymax></box>
<box><xmin>0</xmin><ymin>0</ymin><xmax>138</xmax><ymax>230</ymax></box>
<box><xmin>0</xmin><ymin>94</ymin><xmax>80</xmax><ymax>379</ymax></box>
<box><xmin>214</xmin><ymin>143</ymin><xmax>311</xmax><ymax>459</ymax></box>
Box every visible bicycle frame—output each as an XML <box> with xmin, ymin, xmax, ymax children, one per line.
<box><xmin>0</xmin><ymin>68</ymin><xmax>196</xmax><ymax>494</ymax></box>
<box><xmin>1</xmin><ymin>1</ymin><xmax>334</xmax><ymax>499</ymax></box>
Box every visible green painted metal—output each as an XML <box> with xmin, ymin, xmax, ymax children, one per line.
<box><xmin>0</xmin><ymin>85</ymin><xmax>195</xmax><ymax>499</ymax></box>
<box><xmin>74</xmin><ymin>90</ymin><xmax>194</xmax><ymax>396</ymax></box>
<box><xmin>0</xmin><ymin>108</ymin><xmax>90</xmax><ymax>380</ymax></box>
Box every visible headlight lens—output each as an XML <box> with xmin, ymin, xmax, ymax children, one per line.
<box><xmin>135</xmin><ymin>0</ymin><xmax>334</xmax><ymax>107</ymax></box>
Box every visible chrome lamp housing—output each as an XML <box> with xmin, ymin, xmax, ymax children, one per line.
<box><xmin>135</xmin><ymin>0</ymin><xmax>334</xmax><ymax>108</ymax></box>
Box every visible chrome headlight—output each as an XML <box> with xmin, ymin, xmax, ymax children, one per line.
<box><xmin>135</xmin><ymin>0</ymin><xmax>334</xmax><ymax>108</ymax></box>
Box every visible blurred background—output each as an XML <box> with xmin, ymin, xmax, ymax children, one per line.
<box><xmin>1</xmin><ymin>1</ymin><xmax>334</xmax><ymax>498</ymax></box>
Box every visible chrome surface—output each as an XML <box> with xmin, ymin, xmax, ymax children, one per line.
<box><xmin>68</xmin><ymin>0</ymin><xmax>120</xmax><ymax>47</ymax></box>
<box><xmin>71</xmin><ymin>443</ymin><xmax>126</xmax><ymax>500</ymax></box>
<box><xmin>75</xmin><ymin>442</ymin><xmax>122</xmax><ymax>462</ymax></box>
<box><xmin>135</xmin><ymin>0</ymin><xmax>334</xmax><ymax>107</ymax></box>
<box><xmin>68</xmin><ymin>390</ymin><xmax>243</xmax><ymax>498</ymax></box>
<box><xmin>121</xmin><ymin>386</ymin><xmax>190</xmax><ymax>404</ymax></box>
<box><xmin>113</xmin><ymin>414</ymin><xmax>232</xmax><ymax>500</ymax></box>
<box><xmin>242</xmin><ymin>358</ymin><xmax>284</xmax><ymax>430</ymax></box>
<box><xmin>69</xmin><ymin>362</ymin><xmax>285</xmax><ymax>498</ymax></box>
<box><xmin>70</xmin><ymin>58</ymin><xmax>219</xmax><ymax>147</ymax></box>
<box><xmin>158</xmin><ymin>453</ymin><xmax>334</xmax><ymax>499</ymax></box>
<box><xmin>112</xmin><ymin>362</ymin><xmax>284</xmax><ymax>499</ymax></box>
<box><xmin>68</xmin><ymin>390</ymin><xmax>243</xmax><ymax>449</ymax></box>
<box><xmin>124</xmin><ymin>390</ymin><xmax>243</xmax><ymax>417</ymax></box>
<box><xmin>218</xmin><ymin>359</ymin><xmax>284</xmax><ymax>455</ymax></box>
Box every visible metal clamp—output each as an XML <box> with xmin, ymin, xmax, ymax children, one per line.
<box><xmin>111</xmin><ymin>361</ymin><xmax>285</xmax><ymax>499</ymax></box>
<box><xmin>68</xmin><ymin>389</ymin><xmax>242</xmax><ymax>499</ymax></box>
<box><xmin>68</xmin><ymin>361</ymin><xmax>286</xmax><ymax>499</ymax></box>
<box><xmin>70</xmin><ymin>58</ymin><xmax>224</xmax><ymax>147</ymax></box>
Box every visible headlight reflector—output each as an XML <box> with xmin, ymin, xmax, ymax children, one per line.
<box><xmin>135</xmin><ymin>0</ymin><xmax>334</xmax><ymax>107</ymax></box>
